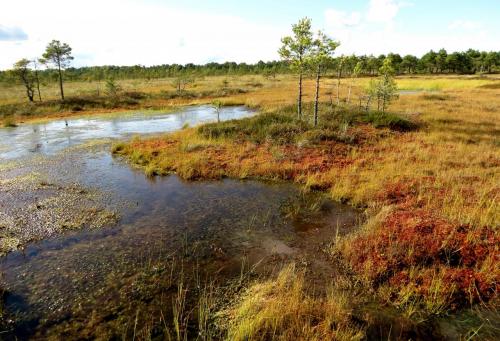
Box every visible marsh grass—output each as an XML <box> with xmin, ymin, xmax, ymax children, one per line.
<box><xmin>112</xmin><ymin>75</ymin><xmax>499</xmax><ymax>338</ymax></box>
<box><xmin>5</xmin><ymin>74</ymin><xmax>497</xmax><ymax>338</ymax></box>
<box><xmin>2</xmin><ymin>115</ymin><xmax>17</xmax><ymax>127</ymax></box>
<box><xmin>197</xmin><ymin>104</ymin><xmax>414</xmax><ymax>145</ymax></box>
<box><xmin>225</xmin><ymin>263</ymin><xmax>365</xmax><ymax>341</ymax></box>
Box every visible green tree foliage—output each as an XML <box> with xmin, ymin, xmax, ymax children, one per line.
<box><xmin>279</xmin><ymin>17</ymin><xmax>314</xmax><ymax>119</ymax></box>
<box><xmin>310</xmin><ymin>31</ymin><xmax>339</xmax><ymax>126</ymax></box>
<box><xmin>0</xmin><ymin>48</ymin><xmax>499</xmax><ymax>91</ymax></box>
<box><xmin>105</xmin><ymin>78</ymin><xmax>121</xmax><ymax>98</ymax></box>
<box><xmin>211</xmin><ymin>100</ymin><xmax>222</xmax><ymax>123</ymax></box>
<box><xmin>401</xmin><ymin>55</ymin><xmax>419</xmax><ymax>74</ymax></box>
<box><xmin>436</xmin><ymin>48</ymin><xmax>448</xmax><ymax>73</ymax></box>
<box><xmin>368</xmin><ymin>58</ymin><xmax>399</xmax><ymax>112</ymax></box>
<box><xmin>420</xmin><ymin>50</ymin><xmax>437</xmax><ymax>73</ymax></box>
<box><xmin>172</xmin><ymin>74</ymin><xmax>195</xmax><ymax>93</ymax></box>
<box><xmin>12</xmin><ymin>59</ymin><xmax>36</xmax><ymax>102</ymax></box>
<box><xmin>41</xmin><ymin>40</ymin><xmax>74</xmax><ymax>100</ymax></box>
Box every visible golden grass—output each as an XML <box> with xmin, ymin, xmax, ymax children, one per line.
<box><xmin>113</xmin><ymin>75</ymin><xmax>499</xmax><ymax>228</ymax></box>
<box><xmin>225</xmin><ymin>264</ymin><xmax>364</xmax><ymax>341</ymax></box>
<box><xmin>4</xmin><ymin>73</ymin><xmax>498</xmax><ymax>333</ymax></box>
<box><xmin>318</xmin><ymin>88</ymin><xmax>499</xmax><ymax>227</ymax></box>
<box><xmin>113</xmin><ymin>74</ymin><xmax>499</xmax><ymax>325</ymax></box>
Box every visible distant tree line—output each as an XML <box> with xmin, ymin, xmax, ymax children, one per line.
<box><xmin>2</xmin><ymin>49</ymin><xmax>499</xmax><ymax>87</ymax></box>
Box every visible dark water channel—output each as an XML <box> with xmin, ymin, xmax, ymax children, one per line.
<box><xmin>0</xmin><ymin>107</ymin><xmax>360</xmax><ymax>339</ymax></box>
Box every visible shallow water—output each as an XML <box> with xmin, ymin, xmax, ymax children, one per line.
<box><xmin>1</xmin><ymin>153</ymin><xmax>358</xmax><ymax>338</ymax></box>
<box><xmin>0</xmin><ymin>106</ymin><xmax>360</xmax><ymax>338</ymax></box>
<box><xmin>0</xmin><ymin>105</ymin><xmax>254</xmax><ymax>160</ymax></box>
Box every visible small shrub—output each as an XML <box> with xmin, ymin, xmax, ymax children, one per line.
<box><xmin>111</xmin><ymin>142</ymin><xmax>127</xmax><ymax>154</ymax></box>
<box><xmin>198</xmin><ymin>122</ymin><xmax>240</xmax><ymax>139</ymax></box>
<box><xmin>478</xmin><ymin>82</ymin><xmax>500</xmax><ymax>89</ymax></box>
<box><xmin>265</xmin><ymin>122</ymin><xmax>308</xmax><ymax>144</ymax></box>
<box><xmin>245</xmin><ymin>81</ymin><xmax>264</xmax><ymax>88</ymax></box>
<box><xmin>144</xmin><ymin>163</ymin><xmax>158</xmax><ymax>177</ymax></box>
<box><xmin>123</xmin><ymin>91</ymin><xmax>147</xmax><ymax>100</ymax></box>
<box><xmin>362</xmin><ymin>111</ymin><xmax>417</xmax><ymax>131</ymax></box>
<box><xmin>420</xmin><ymin>93</ymin><xmax>452</xmax><ymax>101</ymax></box>
<box><xmin>2</xmin><ymin>116</ymin><xmax>17</xmax><ymax>128</ymax></box>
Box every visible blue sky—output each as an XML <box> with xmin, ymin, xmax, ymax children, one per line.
<box><xmin>1</xmin><ymin>0</ymin><xmax>499</xmax><ymax>69</ymax></box>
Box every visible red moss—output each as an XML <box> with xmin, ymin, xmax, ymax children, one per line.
<box><xmin>347</xmin><ymin>208</ymin><xmax>499</xmax><ymax>309</ymax></box>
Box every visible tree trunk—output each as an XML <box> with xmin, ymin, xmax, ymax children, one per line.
<box><xmin>314</xmin><ymin>65</ymin><xmax>320</xmax><ymax>127</ymax></box>
<box><xmin>365</xmin><ymin>95</ymin><xmax>372</xmax><ymax>112</ymax></box>
<box><xmin>58</xmin><ymin>63</ymin><xmax>65</xmax><ymax>100</ymax></box>
<box><xmin>35</xmin><ymin>70</ymin><xmax>42</xmax><ymax>101</ymax></box>
<box><xmin>297</xmin><ymin>71</ymin><xmax>303</xmax><ymax>119</ymax></box>
<box><xmin>336</xmin><ymin>68</ymin><xmax>341</xmax><ymax>106</ymax></box>
<box><xmin>26</xmin><ymin>87</ymin><xmax>34</xmax><ymax>102</ymax></box>
<box><xmin>347</xmin><ymin>76</ymin><xmax>355</xmax><ymax>105</ymax></box>
<box><xmin>21</xmin><ymin>73</ymin><xmax>33</xmax><ymax>102</ymax></box>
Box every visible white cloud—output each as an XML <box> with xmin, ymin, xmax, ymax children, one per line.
<box><xmin>1</xmin><ymin>0</ymin><xmax>497</xmax><ymax>69</ymax></box>
<box><xmin>0</xmin><ymin>0</ymin><xmax>285</xmax><ymax>69</ymax></box>
<box><xmin>325</xmin><ymin>10</ymin><xmax>361</xmax><ymax>28</ymax></box>
<box><xmin>324</xmin><ymin>2</ymin><xmax>495</xmax><ymax>57</ymax></box>
<box><xmin>448</xmin><ymin>20</ymin><xmax>480</xmax><ymax>30</ymax></box>
<box><xmin>367</xmin><ymin>0</ymin><xmax>405</xmax><ymax>23</ymax></box>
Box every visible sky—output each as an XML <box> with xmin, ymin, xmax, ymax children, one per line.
<box><xmin>0</xmin><ymin>0</ymin><xmax>499</xmax><ymax>69</ymax></box>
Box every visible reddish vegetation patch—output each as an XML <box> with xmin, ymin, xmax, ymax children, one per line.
<box><xmin>131</xmin><ymin>139</ymin><xmax>179</xmax><ymax>150</ymax></box>
<box><xmin>347</xmin><ymin>208</ymin><xmax>499</xmax><ymax>309</ymax></box>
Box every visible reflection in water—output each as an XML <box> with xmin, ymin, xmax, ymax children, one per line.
<box><xmin>0</xmin><ymin>104</ymin><xmax>360</xmax><ymax>338</ymax></box>
<box><xmin>0</xmin><ymin>150</ymin><xmax>359</xmax><ymax>338</ymax></box>
<box><xmin>0</xmin><ymin>105</ymin><xmax>254</xmax><ymax>160</ymax></box>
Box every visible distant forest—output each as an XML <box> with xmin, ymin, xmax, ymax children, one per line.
<box><xmin>1</xmin><ymin>49</ymin><xmax>499</xmax><ymax>84</ymax></box>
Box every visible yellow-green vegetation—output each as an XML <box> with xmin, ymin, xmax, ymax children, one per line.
<box><xmin>225</xmin><ymin>264</ymin><xmax>364</xmax><ymax>341</ymax></box>
<box><xmin>113</xmin><ymin>74</ymin><xmax>499</xmax><ymax>329</ymax></box>
<box><xmin>0</xmin><ymin>75</ymin><xmax>269</xmax><ymax>122</ymax></box>
<box><xmin>2</xmin><ymin>115</ymin><xmax>17</xmax><ymax>127</ymax></box>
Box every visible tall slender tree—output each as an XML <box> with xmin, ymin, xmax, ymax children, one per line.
<box><xmin>32</xmin><ymin>59</ymin><xmax>43</xmax><ymax>101</ymax></box>
<box><xmin>335</xmin><ymin>55</ymin><xmax>346</xmax><ymax>106</ymax></box>
<box><xmin>310</xmin><ymin>31</ymin><xmax>339</xmax><ymax>126</ymax></box>
<box><xmin>41</xmin><ymin>40</ymin><xmax>73</xmax><ymax>100</ymax></box>
<box><xmin>347</xmin><ymin>61</ymin><xmax>363</xmax><ymax>105</ymax></box>
<box><xmin>279</xmin><ymin>18</ymin><xmax>313</xmax><ymax>119</ymax></box>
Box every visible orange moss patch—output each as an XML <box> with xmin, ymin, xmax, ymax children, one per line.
<box><xmin>345</xmin><ymin>207</ymin><xmax>499</xmax><ymax>309</ymax></box>
<box><xmin>125</xmin><ymin>136</ymin><xmax>354</xmax><ymax>182</ymax></box>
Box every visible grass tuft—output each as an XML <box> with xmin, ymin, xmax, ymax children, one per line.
<box><xmin>2</xmin><ymin>116</ymin><xmax>17</xmax><ymax>127</ymax></box>
<box><xmin>226</xmin><ymin>264</ymin><xmax>365</xmax><ymax>341</ymax></box>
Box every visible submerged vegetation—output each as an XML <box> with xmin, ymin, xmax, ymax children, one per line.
<box><xmin>0</xmin><ymin>13</ymin><xmax>499</xmax><ymax>341</ymax></box>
